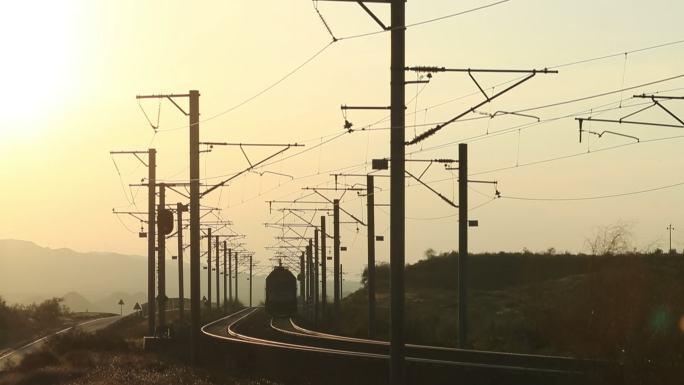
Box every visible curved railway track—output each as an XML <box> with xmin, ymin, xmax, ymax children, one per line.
<box><xmin>202</xmin><ymin>307</ymin><xmax>620</xmax><ymax>385</ymax></box>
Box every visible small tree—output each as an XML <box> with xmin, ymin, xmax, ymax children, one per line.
<box><xmin>585</xmin><ymin>222</ymin><xmax>634</xmax><ymax>255</ymax></box>
<box><xmin>424</xmin><ymin>248</ymin><xmax>438</xmax><ymax>259</ymax></box>
<box><xmin>34</xmin><ymin>298</ymin><xmax>66</xmax><ymax>324</ymax></box>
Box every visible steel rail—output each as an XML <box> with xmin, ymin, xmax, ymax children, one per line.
<box><xmin>203</xmin><ymin>308</ymin><xmax>581</xmax><ymax>375</ymax></box>
<box><xmin>282</xmin><ymin>318</ymin><xmax>600</xmax><ymax>374</ymax></box>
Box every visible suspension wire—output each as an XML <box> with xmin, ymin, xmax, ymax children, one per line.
<box><xmin>515</xmin><ymin>129</ymin><xmax>521</xmax><ymax>166</ymax></box>
<box><xmin>410</xmin><ymin>83</ymin><xmax>680</xmax><ymax>157</ymax></box>
<box><xmin>114</xmin><ymin>212</ymin><xmax>138</xmax><ymax>234</ymax></box>
<box><xmin>247</xmin><ymin>105</ymin><xmax>684</xmax><ymax>219</ymax></box>
<box><xmin>377</xmin><ymin>39</ymin><xmax>684</xmax><ymax>128</ymax></box>
<box><xmin>123</xmin><ymin>34</ymin><xmax>684</xmax><ymax>260</ymax></box>
<box><xmin>516</xmin><ymin>74</ymin><xmax>684</xmax><ymax>114</ymax></box>
<box><xmin>618</xmin><ymin>53</ymin><xmax>628</xmax><ymax>108</ymax></box>
<box><xmin>501</xmin><ymin>181</ymin><xmax>684</xmax><ymax>202</ymax></box>
<box><xmin>470</xmin><ymin>134</ymin><xmax>684</xmax><ymax>177</ymax></box>
<box><xmin>312</xmin><ymin>0</ymin><xmax>338</xmax><ymax>42</ymax></box>
<box><xmin>156</xmin><ymin>41</ymin><xmax>335</xmax><ymax>132</ymax></box>
<box><xmin>552</xmin><ymin>38</ymin><xmax>684</xmax><ymax>70</ymax></box>
<box><xmin>111</xmin><ymin>156</ymin><xmax>135</xmax><ymax>206</ymax></box>
<box><xmin>137</xmin><ymin>98</ymin><xmax>161</xmax><ymax>131</ymax></box>
<box><xmin>337</xmin><ymin>0</ymin><xmax>511</xmax><ymax>41</ymax></box>
<box><xmin>147</xmin><ymin>0</ymin><xmax>508</xmax><ymax>135</ymax></box>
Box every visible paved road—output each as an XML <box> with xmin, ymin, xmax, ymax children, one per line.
<box><xmin>0</xmin><ymin>315</ymin><xmax>121</xmax><ymax>370</ymax></box>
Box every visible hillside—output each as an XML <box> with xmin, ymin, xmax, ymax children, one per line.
<box><xmin>0</xmin><ymin>239</ymin><xmax>359</xmax><ymax>314</ymax></box>
<box><xmin>0</xmin><ymin>240</ymin><xmax>149</xmax><ymax>305</ymax></box>
<box><xmin>332</xmin><ymin>251</ymin><xmax>684</xmax><ymax>362</ymax></box>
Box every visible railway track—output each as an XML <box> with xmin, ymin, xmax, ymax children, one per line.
<box><xmin>202</xmin><ymin>307</ymin><xmax>620</xmax><ymax>385</ymax></box>
<box><xmin>274</xmin><ymin>317</ymin><xmax>608</xmax><ymax>374</ymax></box>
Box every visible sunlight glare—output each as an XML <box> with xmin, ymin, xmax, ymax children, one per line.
<box><xmin>0</xmin><ymin>2</ymin><xmax>78</xmax><ymax>132</ymax></box>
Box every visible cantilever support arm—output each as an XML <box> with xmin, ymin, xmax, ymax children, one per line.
<box><xmin>576</xmin><ymin>117</ymin><xmax>683</xmax><ymax>129</ymax></box>
<box><xmin>311</xmin><ymin>189</ymin><xmax>367</xmax><ymax>226</ymax></box>
<box><xmin>201</xmin><ymin>145</ymin><xmax>294</xmax><ymax>198</ymax></box>
<box><xmin>654</xmin><ymin>100</ymin><xmax>684</xmax><ymax>126</ymax></box>
<box><xmin>357</xmin><ymin>2</ymin><xmax>389</xmax><ymax>30</ymax></box>
<box><xmin>406</xmin><ymin>73</ymin><xmax>537</xmax><ymax>145</ymax></box>
<box><xmin>404</xmin><ymin>170</ymin><xmax>458</xmax><ymax>209</ymax></box>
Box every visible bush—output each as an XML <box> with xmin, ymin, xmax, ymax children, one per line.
<box><xmin>47</xmin><ymin>329</ymin><xmax>129</xmax><ymax>354</ymax></box>
<box><xmin>0</xmin><ymin>296</ymin><xmax>69</xmax><ymax>346</ymax></box>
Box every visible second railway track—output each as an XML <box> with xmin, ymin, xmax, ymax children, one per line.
<box><xmin>202</xmin><ymin>307</ymin><xmax>621</xmax><ymax>385</ymax></box>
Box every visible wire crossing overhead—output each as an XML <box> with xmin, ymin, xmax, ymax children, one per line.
<box><xmin>405</xmin><ymin>67</ymin><xmax>558</xmax><ymax>145</ymax></box>
<box><xmin>576</xmin><ymin>94</ymin><xmax>684</xmax><ymax>142</ymax></box>
<box><xmin>200</xmin><ymin>142</ymin><xmax>303</xmax><ymax>198</ymax></box>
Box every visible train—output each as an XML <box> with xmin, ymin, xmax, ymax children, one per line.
<box><xmin>265</xmin><ymin>264</ymin><xmax>297</xmax><ymax>317</ymax></box>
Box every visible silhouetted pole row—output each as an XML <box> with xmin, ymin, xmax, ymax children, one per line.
<box><xmin>223</xmin><ymin>241</ymin><xmax>228</xmax><ymax>310</ymax></box>
<box><xmin>136</xmin><ymin>91</ymin><xmax>201</xmax><ymax>362</ymax></box>
<box><xmin>215</xmin><ymin>235</ymin><xmax>220</xmax><ymax>310</ymax></box>
<box><xmin>314</xmin><ymin>228</ymin><xmax>320</xmax><ymax>323</ymax></box>
<box><xmin>333</xmin><ymin>199</ymin><xmax>341</xmax><ymax>314</ymax></box>
<box><xmin>148</xmin><ymin>149</ymin><xmax>157</xmax><ymax>335</ymax></box>
<box><xmin>366</xmin><ymin>174</ymin><xmax>377</xmax><ymax>338</ymax></box>
<box><xmin>157</xmin><ymin>183</ymin><xmax>166</xmax><ymax>331</ymax></box>
<box><xmin>207</xmin><ymin>227</ymin><xmax>212</xmax><ymax>310</ymax></box>
<box><xmin>320</xmin><ymin>215</ymin><xmax>327</xmax><ymax>314</ymax></box>
<box><xmin>177</xmin><ymin>202</ymin><xmax>185</xmax><ymax>324</ymax></box>
<box><xmin>109</xmin><ymin>149</ymin><xmax>159</xmax><ymax>334</ymax></box>
<box><xmin>458</xmin><ymin>143</ymin><xmax>468</xmax><ymax>348</ymax></box>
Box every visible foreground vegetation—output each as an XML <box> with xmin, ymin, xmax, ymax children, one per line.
<box><xmin>0</xmin><ymin>297</ymin><xmax>108</xmax><ymax>351</ymax></box>
<box><xmin>0</xmin><ymin>300</ymin><xmax>281</xmax><ymax>385</ymax></box>
<box><xmin>328</xmin><ymin>250</ymin><xmax>684</xmax><ymax>371</ymax></box>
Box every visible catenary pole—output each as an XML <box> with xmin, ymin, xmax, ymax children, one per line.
<box><xmin>458</xmin><ymin>143</ymin><xmax>468</xmax><ymax>348</ymax></box>
<box><xmin>308</xmin><ymin>240</ymin><xmax>314</xmax><ymax>318</ymax></box>
<box><xmin>340</xmin><ymin>263</ymin><xmax>343</xmax><ymax>300</ymax></box>
<box><xmin>223</xmin><ymin>241</ymin><xmax>228</xmax><ymax>310</ymax></box>
<box><xmin>300</xmin><ymin>251</ymin><xmax>306</xmax><ymax>308</ymax></box>
<box><xmin>228</xmin><ymin>248</ymin><xmax>233</xmax><ymax>302</ymax></box>
<box><xmin>367</xmin><ymin>174</ymin><xmax>377</xmax><ymax>338</ymax></box>
<box><xmin>314</xmin><ymin>228</ymin><xmax>319</xmax><ymax>323</ymax></box>
<box><xmin>207</xmin><ymin>228</ymin><xmax>212</xmax><ymax>310</ymax></box>
<box><xmin>157</xmin><ymin>183</ymin><xmax>166</xmax><ymax>331</ymax></box>
<box><xmin>215</xmin><ymin>235</ymin><xmax>220</xmax><ymax>310</ymax></box>
<box><xmin>189</xmin><ymin>90</ymin><xmax>201</xmax><ymax>364</ymax></box>
<box><xmin>234</xmin><ymin>251</ymin><xmax>238</xmax><ymax>303</ymax></box>
<box><xmin>177</xmin><ymin>203</ymin><xmax>185</xmax><ymax>324</ymax></box>
<box><xmin>333</xmin><ymin>199</ymin><xmax>341</xmax><ymax>314</ymax></box>
<box><xmin>147</xmin><ymin>149</ymin><xmax>156</xmax><ymax>335</ymax></box>
<box><xmin>389</xmin><ymin>0</ymin><xmax>407</xmax><ymax>382</ymax></box>
<box><xmin>321</xmin><ymin>216</ymin><xmax>327</xmax><ymax>314</ymax></box>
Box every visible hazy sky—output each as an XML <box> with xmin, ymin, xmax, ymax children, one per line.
<box><xmin>1</xmin><ymin>0</ymin><xmax>683</xmax><ymax>280</ymax></box>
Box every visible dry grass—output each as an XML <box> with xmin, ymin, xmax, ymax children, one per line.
<box><xmin>1</xmin><ymin>349</ymin><xmax>278</xmax><ymax>385</ymax></box>
<box><xmin>1</xmin><ymin>302</ymin><xmax>279</xmax><ymax>385</ymax></box>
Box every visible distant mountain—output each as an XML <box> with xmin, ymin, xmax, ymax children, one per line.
<box><xmin>0</xmin><ymin>239</ymin><xmax>361</xmax><ymax>313</ymax></box>
<box><xmin>0</xmin><ymin>239</ymin><xmax>148</xmax><ymax>306</ymax></box>
<box><xmin>62</xmin><ymin>292</ymin><xmax>96</xmax><ymax>313</ymax></box>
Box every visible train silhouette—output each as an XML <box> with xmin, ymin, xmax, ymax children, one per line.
<box><xmin>265</xmin><ymin>265</ymin><xmax>297</xmax><ymax>317</ymax></box>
